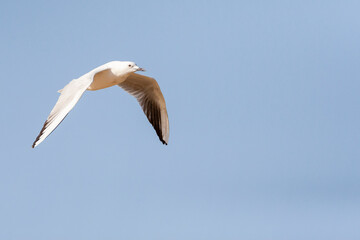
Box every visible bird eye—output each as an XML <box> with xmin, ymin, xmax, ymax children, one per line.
<box><xmin>128</xmin><ymin>64</ymin><xmax>131</xmax><ymax>67</ymax></box>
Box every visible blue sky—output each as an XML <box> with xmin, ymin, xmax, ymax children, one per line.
<box><xmin>1</xmin><ymin>0</ymin><xmax>360</xmax><ymax>239</ymax></box>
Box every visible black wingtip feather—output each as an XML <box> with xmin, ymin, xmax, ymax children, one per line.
<box><xmin>32</xmin><ymin>119</ymin><xmax>49</xmax><ymax>149</ymax></box>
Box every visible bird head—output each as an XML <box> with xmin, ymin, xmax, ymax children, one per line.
<box><xmin>110</xmin><ymin>61</ymin><xmax>145</xmax><ymax>76</ymax></box>
<box><xmin>124</xmin><ymin>61</ymin><xmax>145</xmax><ymax>73</ymax></box>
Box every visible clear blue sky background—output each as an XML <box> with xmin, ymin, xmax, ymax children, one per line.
<box><xmin>1</xmin><ymin>0</ymin><xmax>360</xmax><ymax>239</ymax></box>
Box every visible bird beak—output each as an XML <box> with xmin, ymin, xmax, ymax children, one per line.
<box><xmin>134</xmin><ymin>65</ymin><xmax>145</xmax><ymax>72</ymax></box>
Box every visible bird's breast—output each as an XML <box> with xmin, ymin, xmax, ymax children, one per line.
<box><xmin>87</xmin><ymin>69</ymin><xmax>127</xmax><ymax>91</ymax></box>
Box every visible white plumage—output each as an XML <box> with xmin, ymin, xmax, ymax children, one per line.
<box><xmin>32</xmin><ymin>61</ymin><xmax>169</xmax><ymax>148</ymax></box>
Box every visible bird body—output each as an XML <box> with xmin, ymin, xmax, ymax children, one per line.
<box><xmin>87</xmin><ymin>61</ymin><xmax>133</xmax><ymax>90</ymax></box>
<box><xmin>32</xmin><ymin>61</ymin><xmax>169</xmax><ymax>148</ymax></box>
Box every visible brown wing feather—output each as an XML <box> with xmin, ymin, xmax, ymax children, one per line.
<box><xmin>118</xmin><ymin>73</ymin><xmax>169</xmax><ymax>144</ymax></box>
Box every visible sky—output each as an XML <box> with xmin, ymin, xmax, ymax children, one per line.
<box><xmin>1</xmin><ymin>0</ymin><xmax>360</xmax><ymax>239</ymax></box>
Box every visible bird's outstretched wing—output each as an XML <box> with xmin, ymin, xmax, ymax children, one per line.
<box><xmin>118</xmin><ymin>73</ymin><xmax>169</xmax><ymax>144</ymax></box>
<box><xmin>32</xmin><ymin>67</ymin><xmax>109</xmax><ymax>148</ymax></box>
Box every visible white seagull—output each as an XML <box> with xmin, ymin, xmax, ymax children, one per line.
<box><xmin>32</xmin><ymin>61</ymin><xmax>169</xmax><ymax>148</ymax></box>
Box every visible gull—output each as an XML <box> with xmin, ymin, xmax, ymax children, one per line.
<box><xmin>32</xmin><ymin>61</ymin><xmax>169</xmax><ymax>148</ymax></box>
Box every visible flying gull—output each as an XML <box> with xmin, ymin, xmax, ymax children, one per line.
<box><xmin>32</xmin><ymin>61</ymin><xmax>169</xmax><ymax>148</ymax></box>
